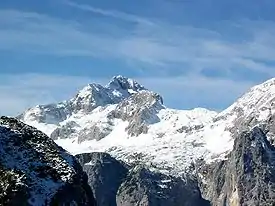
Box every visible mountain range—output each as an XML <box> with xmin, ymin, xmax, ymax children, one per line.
<box><xmin>1</xmin><ymin>75</ymin><xmax>275</xmax><ymax>205</ymax></box>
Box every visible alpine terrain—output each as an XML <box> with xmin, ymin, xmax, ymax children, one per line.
<box><xmin>17</xmin><ymin>75</ymin><xmax>275</xmax><ymax>205</ymax></box>
<box><xmin>0</xmin><ymin>116</ymin><xmax>96</xmax><ymax>206</ymax></box>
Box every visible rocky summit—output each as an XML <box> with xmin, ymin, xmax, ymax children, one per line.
<box><xmin>9</xmin><ymin>76</ymin><xmax>275</xmax><ymax>205</ymax></box>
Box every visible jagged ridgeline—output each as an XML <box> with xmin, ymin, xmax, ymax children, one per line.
<box><xmin>12</xmin><ymin>76</ymin><xmax>275</xmax><ymax>205</ymax></box>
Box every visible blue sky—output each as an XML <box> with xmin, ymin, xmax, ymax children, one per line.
<box><xmin>1</xmin><ymin>0</ymin><xmax>275</xmax><ymax>115</ymax></box>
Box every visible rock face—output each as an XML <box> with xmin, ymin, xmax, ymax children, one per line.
<box><xmin>76</xmin><ymin>152</ymin><xmax>209</xmax><ymax>206</ymax></box>
<box><xmin>76</xmin><ymin>152</ymin><xmax>128</xmax><ymax>206</ymax></box>
<box><xmin>107</xmin><ymin>75</ymin><xmax>146</xmax><ymax>95</ymax></box>
<box><xmin>198</xmin><ymin>127</ymin><xmax>275</xmax><ymax>206</ymax></box>
<box><xmin>116</xmin><ymin>166</ymin><xmax>210</xmax><ymax>206</ymax></box>
<box><xmin>0</xmin><ymin>116</ymin><xmax>96</xmax><ymax>206</ymax></box>
<box><xmin>110</xmin><ymin>90</ymin><xmax>164</xmax><ymax>136</ymax></box>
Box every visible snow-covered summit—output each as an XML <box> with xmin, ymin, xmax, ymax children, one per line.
<box><xmin>20</xmin><ymin>76</ymin><xmax>148</xmax><ymax>125</ymax></box>
<box><xmin>70</xmin><ymin>76</ymin><xmax>147</xmax><ymax>114</ymax></box>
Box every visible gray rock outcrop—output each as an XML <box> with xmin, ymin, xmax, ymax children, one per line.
<box><xmin>76</xmin><ymin>152</ymin><xmax>128</xmax><ymax>206</ymax></box>
<box><xmin>116</xmin><ymin>166</ymin><xmax>210</xmax><ymax>206</ymax></box>
<box><xmin>197</xmin><ymin>127</ymin><xmax>275</xmax><ymax>206</ymax></box>
<box><xmin>109</xmin><ymin>90</ymin><xmax>164</xmax><ymax>136</ymax></box>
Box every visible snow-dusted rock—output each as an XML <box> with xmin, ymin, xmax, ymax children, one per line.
<box><xmin>107</xmin><ymin>75</ymin><xmax>146</xmax><ymax>97</ymax></box>
<box><xmin>70</xmin><ymin>83</ymin><xmax>115</xmax><ymax>113</ymax></box>
<box><xmin>18</xmin><ymin>102</ymin><xmax>71</xmax><ymax>125</ymax></box>
<box><xmin>109</xmin><ymin>90</ymin><xmax>164</xmax><ymax>136</ymax></box>
<box><xmin>0</xmin><ymin>116</ymin><xmax>95</xmax><ymax>206</ymax></box>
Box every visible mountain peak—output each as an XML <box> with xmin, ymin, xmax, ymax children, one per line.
<box><xmin>76</xmin><ymin>83</ymin><xmax>104</xmax><ymax>99</ymax></box>
<box><xmin>253</xmin><ymin>77</ymin><xmax>275</xmax><ymax>90</ymax></box>
<box><xmin>70</xmin><ymin>83</ymin><xmax>114</xmax><ymax>113</ymax></box>
<box><xmin>218</xmin><ymin>77</ymin><xmax>275</xmax><ymax>118</ymax></box>
<box><xmin>107</xmin><ymin>75</ymin><xmax>146</xmax><ymax>93</ymax></box>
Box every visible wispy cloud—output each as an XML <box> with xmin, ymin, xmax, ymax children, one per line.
<box><xmin>1</xmin><ymin>6</ymin><xmax>275</xmax><ymax>80</ymax></box>
<box><xmin>64</xmin><ymin>0</ymin><xmax>153</xmax><ymax>25</ymax></box>
<box><xmin>0</xmin><ymin>10</ymin><xmax>117</xmax><ymax>57</ymax></box>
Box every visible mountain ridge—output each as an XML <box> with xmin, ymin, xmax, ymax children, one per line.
<box><xmin>15</xmin><ymin>75</ymin><xmax>275</xmax><ymax>205</ymax></box>
<box><xmin>18</xmin><ymin>76</ymin><xmax>275</xmax><ymax>176</ymax></box>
